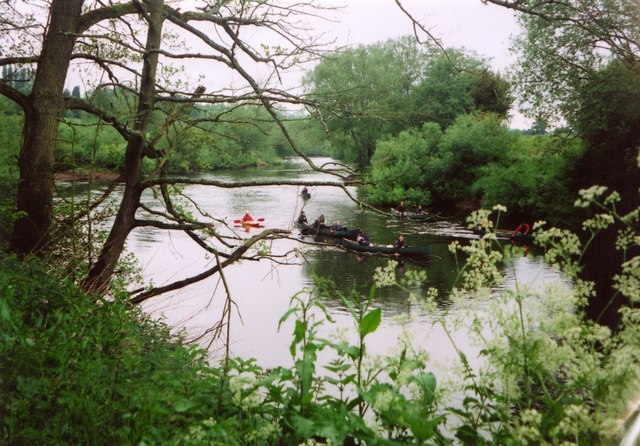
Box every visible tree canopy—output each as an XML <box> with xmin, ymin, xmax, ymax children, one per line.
<box><xmin>305</xmin><ymin>37</ymin><xmax>512</xmax><ymax>167</ymax></box>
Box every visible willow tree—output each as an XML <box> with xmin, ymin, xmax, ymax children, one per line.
<box><xmin>0</xmin><ymin>1</ymin><xmax>356</xmax><ymax>298</ymax></box>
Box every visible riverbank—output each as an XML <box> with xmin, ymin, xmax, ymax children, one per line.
<box><xmin>55</xmin><ymin>170</ymin><xmax>122</xmax><ymax>182</ymax></box>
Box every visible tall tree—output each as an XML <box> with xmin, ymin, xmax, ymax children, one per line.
<box><xmin>0</xmin><ymin>0</ymin><xmax>138</xmax><ymax>255</ymax></box>
<box><xmin>480</xmin><ymin>0</ymin><xmax>639</xmax><ymax>122</ymax></box>
<box><xmin>1</xmin><ymin>1</ymin><xmax>353</xmax><ymax>298</ymax></box>
<box><xmin>305</xmin><ymin>36</ymin><xmax>430</xmax><ymax>166</ymax></box>
<box><xmin>411</xmin><ymin>49</ymin><xmax>512</xmax><ymax>129</ymax></box>
<box><xmin>477</xmin><ymin>0</ymin><xmax>640</xmax><ymax>327</ymax></box>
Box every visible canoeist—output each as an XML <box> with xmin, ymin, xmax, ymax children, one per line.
<box><xmin>415</xmin><ymin>205</ymin><xmax>425</xmax><ymax>215</ymax></box>
<box><xmin>301</xmin><ymin>186</ymin><xmax>309</xmax><ymax>196</ymax></box>
<box><xmin>393</xmin><ymin>234</ymin><xmax>405</xmax><ymax>256</ymax></box>
<box><xmin>396</xmin><ymin>200</ymin><xmax>406</xmax><ymax>217</ymax></box>
<box><xmin>356</xmin><ymin>230</ymin><xmax>370</xmax><ymax>246</ymax></box>
<box><xmin>313</xmin><ymin>214</ymin><xmax>326</xmax><ymax>228</ymax></box>
<box><xmin>241</xmin><ymin>210</ymin><xmax>254</xmax><ymax>222</ymax></box>
<box><xmin>297</xmin><ymin>210</ymin><xmax>308</xmax><ymax>224</ymax></box>
<box><xmin>330</xmin><ymin>220</ymin><xmax>346</xmax><ymax>232</ymax></box>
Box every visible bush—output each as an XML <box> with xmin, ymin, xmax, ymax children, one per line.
<box><xmin>0</xmin><ymin>254</ymin><xmax>226</xmax><ymax>445</ymax></box>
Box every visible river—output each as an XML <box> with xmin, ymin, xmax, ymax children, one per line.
<box><xmin>116</xmin><ymin>157</ymin><xmax>568</xmax><ymax>370</ymax></box>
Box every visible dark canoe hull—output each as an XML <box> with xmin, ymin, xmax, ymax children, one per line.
<box><xmin>339</xmin><ymin>238</ymin><xmax>432</xmax><ymax>257</ymax></box>
<box><xmin>390</xmin><ymin>208</ymin><xmax>434</xmax><ymax>221</ymax></box>
<box><xmin>510</xmin><ymin>233</ymin><xmax>535</xmax><ymax>245</ymax></box>
<box><xmin>296</xmin><ymin>222</ymin><xmax>360</xmax><ymax>240</ymax></box>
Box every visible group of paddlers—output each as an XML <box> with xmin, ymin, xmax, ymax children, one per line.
<box><xmin>296</xmin><ymin>211</ymin><xmax>347</xmax><ymax>233</ymax></box>
<box><xmin>296</xmin><ymin>209</ymin><xmax>406</xmax><ymax>254</ymax></box>
<box><xmin>394</xmin><ymin>200</ymin><xmax>426</xmax><ymax>217</ymax></box>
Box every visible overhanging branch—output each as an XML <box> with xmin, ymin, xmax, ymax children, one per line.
<box><xmin>129</xmin><ymin>228</ymin><xmax>290</xmax><ymax>304</ymax></box>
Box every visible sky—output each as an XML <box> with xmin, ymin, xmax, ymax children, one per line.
<box><xmin>324</xmin><ymin>0</ymin><xmax>521</xmax><ymax>71</ymax></box>
<box><xmin>68</xmin><ymin>0</ymin><xmax>528</xmax><ymax>127</ymax></box>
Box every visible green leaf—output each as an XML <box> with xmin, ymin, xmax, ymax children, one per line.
<box><xmin>0</xmin><ymin>298</ymin><xmax>11</xmax><ymax>321</ymax></box>
<box><xmin>413</xmin><ymin>372</ymin><xmax>437</xmax><ymax>404</ymax></box>
<box><xmin>277</xmin><ymin>308</ymin><xmax>297</xmax><ymax>330</ymax></box>
<box><xmin>359</xmin><ymin>307</ymin><xmax>381</xmax><ymax>337</ymax></box>
<box><xmin>293</xmin><ymin>320</ymin><xmax>307</xmax><ymax>345</ymax></box>
<box><xmin>174</xmin><ymin>399</ymin><xmax>196</xmax><ymax>413</ymax></box>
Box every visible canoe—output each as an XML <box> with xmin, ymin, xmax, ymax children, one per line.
<box><xmin>390</xmin><ymin>208</ymin><xmax>434</xmax><ymax>221</ymax></box>
<box><xmin>339</xmin><ymin>238</ymin><xmax>432</xmax><ymax>257</ymax></box>
<box><xmin>296</xmin><ymin>222</ymin><xmax>359</xmax><ymax>240</ymax></box>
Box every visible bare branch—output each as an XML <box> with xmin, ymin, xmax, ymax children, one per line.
<box><xmin>129</xmin><ymin>228</ymin><xmax>290</xmax><ymax>304</ymax></box>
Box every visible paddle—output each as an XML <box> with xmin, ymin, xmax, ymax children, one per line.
<box><xmin>233</xmin><ymin>217</ymin><xmax>265</xmax><ymax>223</ymax></box>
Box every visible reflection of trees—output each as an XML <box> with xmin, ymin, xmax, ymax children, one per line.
<box><xmin>301</xmin><ymin>242</ymin><xmax>460</xmax><ymax>317</ymax></box>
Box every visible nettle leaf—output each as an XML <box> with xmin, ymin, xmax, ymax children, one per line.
<box><xmin>332</xmin><ymin>341</ymin><xmax>361</xmax><ymax>360</ymax></box>
<box><xmin>293</xmin><ymin>319</ymin><xmax>307</xmax><ymax>345</ymax></box>
<box><xmin>293</xmin><ymin>415</ymin><xmax>315</xmax><ymax>438</ymax></box>
<box><xmin>413</xmin><ymin>372</ymin><xmax>437</xmax><ymax>404</ymax></box>
<box><xmin>359</xmin><ymin>307</ymin><xmax>381</xmax><ymax>337</ymax></box>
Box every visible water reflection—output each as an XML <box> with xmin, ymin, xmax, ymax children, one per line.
<box><xmin>61</xmin><ymin>158</ymin><xmax>568</xmax><ymax>370</ymax></box>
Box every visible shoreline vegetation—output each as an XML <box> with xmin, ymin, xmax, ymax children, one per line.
<box><xmin>3</xmin><ymin>196</ymin><xmax>640</xmax><ymax>444</ymax></box>
<box><xmin>54</xmin><ymin>170</ymin><xmax>122</xmax><ymax>183</ymax></box>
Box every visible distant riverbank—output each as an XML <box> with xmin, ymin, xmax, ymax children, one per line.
<box><xmin>55</xmin><ymin>171</ymin><xmax>121</xmax><ymax>182</ymax></box>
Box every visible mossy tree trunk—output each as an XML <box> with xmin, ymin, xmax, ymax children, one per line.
<box><xmin>11</xmin><ymin>0</ymin><xmax>85</xmax><ymax>255</ymax></box>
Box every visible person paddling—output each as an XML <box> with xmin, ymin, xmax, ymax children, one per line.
<box><xmin>396</xmin><ymin>200</ymin><xmax>406</xmax><ymax>217</ymax></box>
<box><xmin>393</xmin><ymin>234</ymin><xmax>405</xmax><ymax>256</ymax></box>
<box><xmin>356</xmin><ymin>230</ymin><xmax>370</xmax><ymax>246</ymax></box>
<box><xmin>330</xmin><ymin>220</ymin><xmax>346</xmax><ymax>232</ymax></box>
<box><xmin>241</xmin><ymin>210</ymin><xmax>254</xmax><ymax>222</ymax></box>
<box><xmin>313</xmin><ymin>214</ymin><xmax>326</xmax><ymax>228</ymax></box>
<box><xmin>297</xmin><ymin>210</ymin><xmax>308</xmax><ymax>224</ymax></box>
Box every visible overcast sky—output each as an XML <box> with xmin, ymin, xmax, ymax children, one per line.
<box><xmin>70</xmin><ymin>1</ymin><xmax>528</xmax><ymax>127</ymax></box>
<box><xmin>316</xmin><ymin>0</ymin><xmax>528</xmax><ymax>127</ymax></box>
<box><xmin>324</xmin><ymin>0</ymin><xmax>521</xmax><ymax>71</ymax></box>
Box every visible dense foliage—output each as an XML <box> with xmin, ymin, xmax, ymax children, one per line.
<box><xmin>360</xmin><ymin>112</ymin><xmax>584</xmax><ymax>225</ymax></box>
<box><xmin>27</xmin><ymin>90</ymin><xmax>326</xmax><ymax>174</ymax></box>
<box><xmin>305</xmin><ymin>38</ymin><xmax>512</xmax><ymax>167</ymax></box>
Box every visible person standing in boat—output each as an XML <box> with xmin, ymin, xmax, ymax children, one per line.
<box><xmin>297</xmin><ymin>210</ymin><xmax>308</xmax><ymax>225</ymax></box>
<box><xmin>393</xmin><ymin>234</ymin><xmax>405</xmax><ymax>256</ymax></box>
<box><xmin>396</xmin><ymin>200</ymin><xmax>406</xmax><ymax>217</ymax></box>
<box><xmin>241</xmin><ymin>210</ymin><xmax>254</xmax><ymax>222</ymax></box>
<box><xmin>356</xmin><ymin>230</ymin><xmax>370</xmax><ymax>246</ymax></box>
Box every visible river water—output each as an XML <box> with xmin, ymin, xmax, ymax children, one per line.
<box><xmin>118</xmin><ymin>158</ymin><xmax>568</xmax><ymax>370</ymax></box>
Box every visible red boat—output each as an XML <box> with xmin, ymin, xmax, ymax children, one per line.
<box><xmin>234</xmin><ymin>217</ymin><xmax>265</xmax><ymax>227</ymax></box>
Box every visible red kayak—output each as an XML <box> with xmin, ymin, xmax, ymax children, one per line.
<box><xmin>234</xmin><ymin>217</ymin><xmax>265</xmax><ymax>227</ymax></box>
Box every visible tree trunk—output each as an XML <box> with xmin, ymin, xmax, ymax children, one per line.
<box><xmin>11</xmin><ymin>0</ymin><xmax>85</xmax><ymax>255</ymax></box>
<box><xmin>83</xmin><ymin>0</ymin><xmax>165</xmax><ymax>293</ymax></box>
